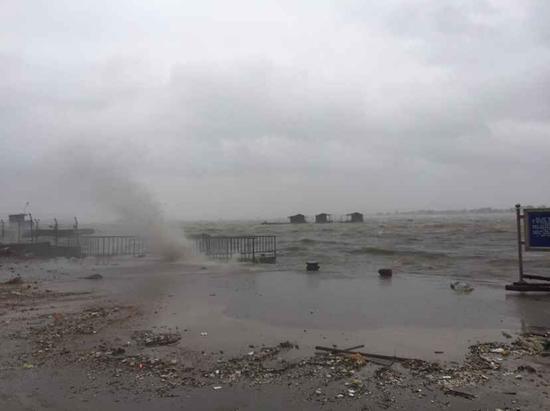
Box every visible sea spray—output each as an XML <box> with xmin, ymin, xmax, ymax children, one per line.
<box><xmin>56</xmin><ymin>145</ymin><xmax>190</xmax><ymax>261</ymax></box>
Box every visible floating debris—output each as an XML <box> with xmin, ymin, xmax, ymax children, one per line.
<box><xmin>306</xmin><ymin>261</ymin><xmax>320</xmax><ymax>272</ymax></box>
<box><xmin>378</xmin><ymin>268</ymin><xmax>393</xmax><ymax>277</ymax></box>
<box><xmin>450</xmin><ymin>281</ymin><xmax>474</xmax><ymax>293</ymax></box>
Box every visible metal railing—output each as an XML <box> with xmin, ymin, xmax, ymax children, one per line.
<box><xmin>191</xmin><ymin>235</ymin><xmax>276</xmax><ymax>263</ymax></box>
<box><xmin>79</xmin><ymin>236</ymin><xmax>145</xmax><ymax>257</ymax></box>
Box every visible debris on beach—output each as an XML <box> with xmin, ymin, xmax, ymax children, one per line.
<box><xmin>15</xmin><ymin>303</ymin><xmax>550</xmax><ymax>409</ymax></box>
<box><xmin>2</xmin><ymin>276</ymin><xmax>23</xmax><ymax>285</ymax></box>
<box><xmin>443</xmin><ymin>388</ymin><xmax>476</xmax><ymax>400</ymax></box>
<box><xmin>278</xmin><ymin>341</ymin><xmax>299</xmax><ymax>349</ymax></box>
<box><xmin>5</xmin><ymin>270</ymin><xmax>549</xmax><ymax>409</ymax></box>
<box><xmin>502</xmin><ymin>331</ymin><xmax>513</xmax><ymax>339</ymax></box>
<box><xmin>132</xmin><ymin>330</ymin><xmax>181</xmax><ymax>347</ymax></box>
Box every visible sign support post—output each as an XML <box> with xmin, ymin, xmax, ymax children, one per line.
<box><xmin>515</xmin><ymin>204</ymin><xmax>525</xmax><ymax>284</ymax></box>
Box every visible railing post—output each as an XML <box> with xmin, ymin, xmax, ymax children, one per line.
<box><xmin>73</xmin><ymin>217</ymin><xmax>79</xmax><ymax>247</ymax></box>
<box><xmin>54</xmin><ymin>218</ymin><xmax>58</xmax><ymax>246</ymax></box>
<box><xmin>28</xmin><ymin>213</ymin><xmax>33</xmax><ymax>243</ymax></box>
<box><xmin>34</xmin><ymin>219</ymin><xmax>40</xmax><ymax>243</ymax></box>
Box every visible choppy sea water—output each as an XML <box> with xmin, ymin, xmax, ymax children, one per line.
<box><xmin>184</xmin><ymin>212</ymin><xmax>550</xmax><ymax>282</ymax></box>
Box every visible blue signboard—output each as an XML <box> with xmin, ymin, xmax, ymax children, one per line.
<box><xmin>524</xmin><ymin>209</ymin><xmax>550</xmax><ymax>251</ymax></box>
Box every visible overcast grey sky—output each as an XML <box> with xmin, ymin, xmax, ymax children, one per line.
<box><xmin>1</xmin><ymin>0</ymin><xmax>549</xmax><ymax>221</ymax></box>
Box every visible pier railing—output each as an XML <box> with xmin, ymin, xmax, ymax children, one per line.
<box><xmin>191</xmin><ymin>235</ymin><xmax>276</xmax><ymax>263</ymax></box>
<box><xmin>79</xmin><ymin>234</ymin><xmax>276</xmax><ymax>262</ymax></box>
<box><xmin>79</xmin><ymin>235</ymin><xmax>145</xmax><ymax>257</ymax></box>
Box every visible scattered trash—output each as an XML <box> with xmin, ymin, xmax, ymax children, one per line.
<box><xmin>525</xmin><ymin>325</ymin><xmax>550</xmax><ymax>337</ymax></box>
<box><xmin>131</xmin><ymin>330</ymin><xmax>181</xmax><ymax>347</ymax></box>
<box><xmin>315</xmin><ymin>345</ymin><xmax>415</xmax><ymax>365</ymax></box>
<box><xmin>278</xmin><ymin>341</ymin><xmax>298</xmax><ymax>349</ymax></box>
<box><xmin>349</xmin><ymin>353</ymin><xmax>367</xmax><ymax>366</ymax></box>
<box><xmin>450</xmin><ymin>281</ymin><xmax>474</xmax><ymax>293</ymax></box>
<box><xmin>111</xmin><ymin>347</ymin><xmax>126</xmax><ymax>355</ymax></box>
<box><xmin>22</xmin><ymin>363</ymin><xmax>34</xmax><ymax>369</ymax></box>
<box><xmin>443</xmin><ymin>388</ymin><xmax>476</xmax><ymax>400</ymax></box>
<box><xmin>11</xmin><ymin>276</ymin><xmax>550</xmax><ymax>408</ymax></box>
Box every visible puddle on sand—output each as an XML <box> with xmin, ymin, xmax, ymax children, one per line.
<box><xmin>151</xmin><ymin>269</ymin><xmax>550</xmax><ymax>361</ymax></box>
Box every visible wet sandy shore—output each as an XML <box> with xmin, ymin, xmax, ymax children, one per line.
<box><xmin>1</xmin><ymin>256</ymin><xmax>549</xmax><ymax>410</ymax></box>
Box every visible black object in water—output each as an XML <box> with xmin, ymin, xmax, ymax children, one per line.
<box><xmin>378</xmin><ymin>268</ymin><xmax>392</xmax><ymax>277</ymax></box>
<box><xmin>306</xmin><ymin>261</ymin><xmax>320</xmax><ymax>271</ymax></box>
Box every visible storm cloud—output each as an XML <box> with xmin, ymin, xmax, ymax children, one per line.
<box><xmin>1</xmin><ymin>0</ymin><xmax>549</xmax><ymax>220</ymax></box>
